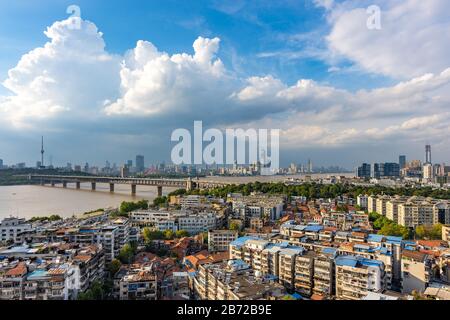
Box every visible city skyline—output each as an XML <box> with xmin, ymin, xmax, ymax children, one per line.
<box><xmin>0</xmin><ymin>1</ymin><xmax>449</xmax><ymax>167</ymax></box>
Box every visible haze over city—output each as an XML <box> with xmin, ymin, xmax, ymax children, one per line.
<box><xmin>0</xmin><ymin>0</ymin><xmax>449</xmax><ymax>168</ymax></box>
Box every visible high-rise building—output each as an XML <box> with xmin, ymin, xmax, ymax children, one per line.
<box><xmin>399</xmin><ymin>155</ymin><xmax>406</xmax><ymax>169</ymax></box>
<box><xmin>371</xmin><ymin>163</ymin><xmax>383</xmax><ymax>178</ymax></box>
<box><xmin>121</xmin><ymin>165</ymin><xmax>129</xmax><ymax>178</ymax></box>
<box><xmin>356</xmin><ymin>163</ymin><xmax>371</xmax><ymax>178</ymax></box>
<box><xmin>308</xmin><ymin>159</ymin><xmax>313</xmax><ymax>173</ymax></box>
<box><xmin>136</xmin><ymin>155</ymin><xmax>145</xmax><ymax>173</ymax></box>
<box><xmin>127</xmin><ymin>160</ymin><xmax>133</xmax><ymax>168</ymax></box>
<box><xmin>425</xmin><ymin>145</ymin><xmax>432</xmax><ymax>164</ymax></box>
<box><xmin>422</xmin><ymin>163</ymin><xmax>433</xmax><ymax>182</ymax></box>
<box><xmin>370</xmin><ymin>163</ymin><xmax>399</xmax><ymax>178</ymax></box>
<box><xmin>0</xmin><ymin>159</ymin><xmax>3</xmax><ymax>169</ymax></box>
<box><xmin>384</xmin><ymin>163</ymin><xmax>400</xmax><ymax>177</ymax></box>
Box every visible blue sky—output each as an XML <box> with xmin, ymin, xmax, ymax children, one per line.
<box><xmin>0</xmin><ymin>0</ymin><xmax>449</xmax><ymax>168</ymax></box>
<box><xmin>0</xmin><ymin>0</ymin><xmax>391</xmax><ymax>92</ymax></box>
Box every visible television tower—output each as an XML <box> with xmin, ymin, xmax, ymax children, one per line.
<box><xmin>425</xmin><ymin>144</ymin><xmax>431</xmax><ymax>164</ymax></box>
<box><xmin>41</xmin><ymin>136</ymin><xmax>45</xmax><ymax>168</ymax></box>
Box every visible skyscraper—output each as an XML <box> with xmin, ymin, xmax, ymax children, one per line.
<box><xmin>0</xmin><ymin>159</ymin><xmax>3</xmax><ymax>169</ymax></box>
<box><xmin>399</xmin><ymin>155</ymin><xmax>406</xmax><ymax>169</ymax></box>
<box><xmin>425</xmin><ymin>145</ymin><xmax>432</xmax><ymax>164</ymax></box>
<box><xmin>356</xmin><ymin>163</ymin><xmax>371</xmax><ymax>178</ymax></box>
<box><xmin>136</xmin><ymin>155</ymin><xmax>145</xmax><ymax>172</ymax></box>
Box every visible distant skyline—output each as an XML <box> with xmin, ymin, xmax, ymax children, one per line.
<box><xmin>0</xmin><ymin>0</ymin><xmax>449</xmax><ymax>167</ymax></box>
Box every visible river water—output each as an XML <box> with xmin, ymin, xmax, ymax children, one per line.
<box><xmin>0</xmin><ymin>173</ymin><xmax>353</xmax><ymax>219</ymax></box>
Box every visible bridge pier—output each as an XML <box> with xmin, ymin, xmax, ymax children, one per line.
<box><xmin>109</xmin><ymin>183</ymin><xmax>115</xmax><ymax>192</ymax></box>
<box><xmin>63</xmin><ymin>181</ymin><xmax>67</xmax><ymax>188</ymax></box>
<box><xmin>91</xmin><ymin>182</ymin><xmax>96</xmax><ymax>191</ymax></box>
<box><xmin>76</xmin><ymin>181</ymin><xmax>81</xmax><ymax>189</ymax></box>
<box><xmin>51</xmin><ymin>181</ymin><xmax>55</xmax><ymax>187</ymax></box>
<box><xmin>131</xmin><ymin>184</ymin><xmax>137</xmax><ymax>195</ymax></box>
<box><xmin>157</xmin><ymin>186</ymin><xmax>163</xmax><ymax>197</ymax></box>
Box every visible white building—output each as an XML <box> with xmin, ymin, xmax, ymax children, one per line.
<box><xmin>335</xmin><ymin>255</ymin><xmax>386</xmax><ymax>300</ymax></box>
<box><xmin>208</xmin><ymin>230</ymin><xmax>238</xmax><ymax>252</ymax></box>
<box><xmin>0</xmin><ymin>217</ymin><xmax>33</xmax><ymax>243</ymax></box>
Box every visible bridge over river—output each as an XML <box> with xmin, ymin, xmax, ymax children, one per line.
<box><xmin>27</xmin><ymin>174</ymin><xmax>231</xmax><ymax>196</ymax></box>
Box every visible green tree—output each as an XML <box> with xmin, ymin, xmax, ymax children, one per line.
<box><xmin>230</xmin><ymin>222</ymin><xmax>240</xmax><ymax>231</ymax></box>
<box><xmin>118</xmin><ymin>243</ymin><xmax>136</xmax><ymax>264</ymax></box>
<box><xmin>415</xmin><ymin>224</ymin><xmax>443</xmax><ymax>240</ymax></box>
<box><xmin>163</xmin><ymin>229</ymin><xmax>175</xmax><ymax>240</ymax></box>
<box><xmin>153</xmin><ymin>196</ymin><xmax>168</xmax><ymax>207</ymax></box>
<box><xmin>107</xmin><ymin>259</ymin><xmax>122</xmax><ymax>276</ymax></box>
<box><xmin>142</xmin><ymin>228</ymin><xmax>164</xmax><ymax>243</ymax></box>
<box><xmin>77</xmin><ymin>281</ymin><xmax>105</xmax><ymax>300</ymax></box>
<box><xmin>175</xmin><ymin>230</ymin><xmax>190</xmax><ymax>238</ymax></box>
<box><xmin>119</xmin><ymin>200</ymin><xmax>148</xmax><ymax>214</ymax></box>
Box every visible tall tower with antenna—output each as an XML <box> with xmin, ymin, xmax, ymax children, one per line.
<box><xmin>425</xmin><ymin>144</ymin><xmax>431</xmax><ymax>164</ymax></box>
<box><xmin>41</xmin><ymin>136</ymin><xmax>45</xmax><ymax>168</ymax></box>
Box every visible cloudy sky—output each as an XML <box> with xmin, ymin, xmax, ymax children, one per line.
<box><xmin>0</xmin><ymin>0</ymin><xmax>449</xmax><ymax>169</ymax></box>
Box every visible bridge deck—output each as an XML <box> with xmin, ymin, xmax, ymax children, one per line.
<box><xmin>27</xmin><ymin>174</ymin><xmax>230</xmax><ymax>189</ymax></box>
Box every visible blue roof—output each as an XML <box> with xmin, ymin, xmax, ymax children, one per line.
<box><xmin>386</xmin><ymin>236</ymin><xmax>403</xmax><ymax>244</ymax></box>
<box><xmin>335</xmin><ymin>255</ymin><xmax>358</xmax><ymax>267</ymax></box>
<box><xmin>322</xmin><ymin>247</ymin><xmax>337</xmax><ymax>255</ymax></box>
<box><xmin>367</xmin><ymin>234</ymin><xmax>384</xmax><ymax>243</ymax></box>
<box><xmin>27</xmin><ymin>269</ymin><xmax>48</xmax><ymax>279</ymax></box>
<box><xmin>229</xmin><ymin>236</ymin><xmax>258</xmax><ymax>248</ymax></box>
<box><xmin>291</xmin><ymin>293</ymin><xmax>302</xmax><ymax>300</ymax></box>
<box><xmin>335</xmin><ymin>255</ymin><xmax>383</xmax><ymax>268</ymax></box>
<box><xmin>304</xmin><ymin>225</ymin><xmax>323</xmax><ymax>232</ymax></box>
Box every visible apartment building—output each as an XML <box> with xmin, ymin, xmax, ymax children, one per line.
<box><xmin>131</xmin><ymin>210</ymin><xmax>223</xmax><ymax>234</ymax></box>
<box><xmin>312</xmin><ymin>247</ymin><xmax>337</xmax><ymax>297</ymax></box>
<box><xmin>119</xmin><ymin>268</ymin><xmax>157</xmax><ymax>300</ymax></box>
<box><xmin>386</xmin><ymin>198</ymin><xmax>405</xmax><ymax>224</ymax></box>
<box><xmin>335</xmin><ymin>255</ymin><xmax>386</xmax><ymax>300</ymax></box>
<box><xmin>249</xmin><ymin>217</ymin><xmax>264</xmax><ymax>231</ymax></box>
<box><xmin>71</xmin><ymin>245</ymin><xmax>106</xmax><ymax>294</ymax></box>
<box><xmin>194</xmin><ymin>259</ymin><xmax>285</xmax><ymax>300</ymax></box>
<box><xmin>398</xmin><ymin>199</ymin><xmax>437</xmax><ymax>228</ymax></box>
<box><xmin>294</xmin><ymin>251</ymin><xmax>316</xmax><ymax>296</ymax></box>
<box><xmin>367</xmin><ymin>234</ymin><xmax>403</xmax><ymax>290</ymax></box>
<box><xmin>208</xmin><ymin>230</ymin><xmax>238</xmax><ymax>253</ymax></box>
<box><xmin>229</xmin><ymin>194</ymin><xmax>285</xmax><ymax>221</ymax></box>
<box><xmin>376</xmin><ymin>195</ymin><xmax>391</xmax><ymax>216</ymax></box>
<box><xmin>130</xmin><ymin>210</ymin><xmax>172</xmax><ymax>225</ymax></box>
<box><xmin>366</xmin><ymin>195</ymin><xmax>449</xmax><ymax>228</ymax></box>
<box><xmin>178</xmin><ymin>213</ymin><xmax>218</xmax><ymax>234</ymax></box>
<box><xmin>357</xmin><ymin>195</ymin><xmax>368</xmax><ymax>210</ymax></box>
<box><xmin>443</xmin><ymin>225</ymin><xmax>450</xmax><ymax>242</ymax></box>
<box><xmin>0</xmin><ymin>217</ymin><xmax>33</xmax><ymax>243</ymax></box>
<box><xmin>367</xmin><ymin>196</ymin><xmax>377</xmax><ymax>213</ymax></box>
<box><xmin>0</xmin><ymin>244</ymin><xmax>105</xmax><ymax>300</ymax></box>
<box><xmin>278</xmin><ymin>247</ymin><xmax>304</xmax><ymax>290</ymax></box>
<box><xmin>0</xmin><ymin>262</ymin><xmax>27</xmax><ymax>300</ymax></box>
<box><xmin>401</xmin><ymin>250</ymin><xmax>433</xmax><ymax>294</ymax></box>
<box><xmin>111</xmin><ymin>218</ymin><xmax>131</xmax><ymax>247</ymax></box>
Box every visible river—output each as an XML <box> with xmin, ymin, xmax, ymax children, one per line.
<box><xmin>0</xmin><ymin>173</ymin><xmax>353</xmax><ymax>219</ymax></box>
